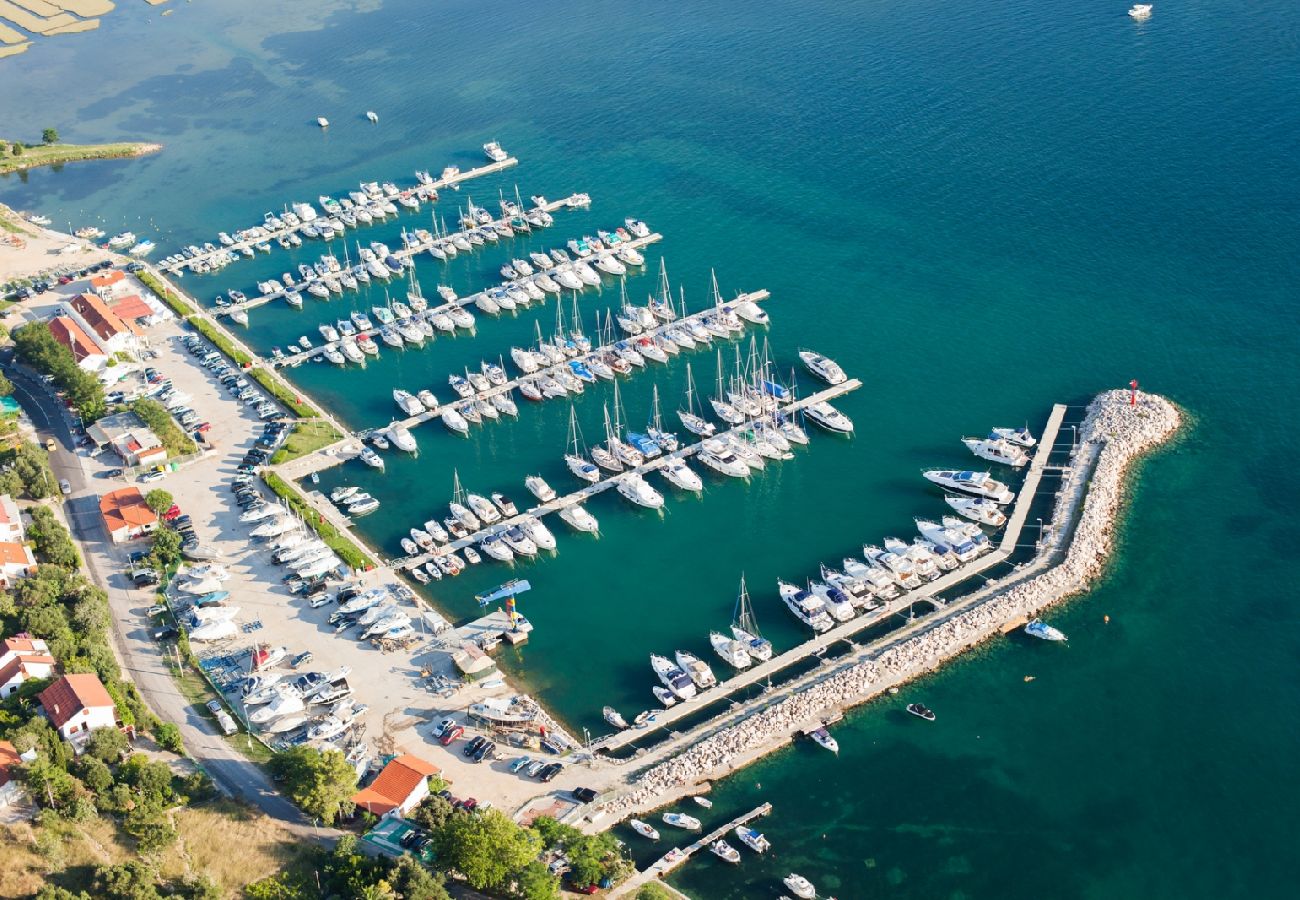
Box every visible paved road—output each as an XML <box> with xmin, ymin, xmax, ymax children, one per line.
<box><xmin>3</xmin><ymin>360</ymin><xmax>319</xmax><ymax>835</ymax></box>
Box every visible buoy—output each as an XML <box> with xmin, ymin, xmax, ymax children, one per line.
<box><xmin>1104</xmin><ymin>615</ymin><xmax>1110</xmax><ymax>624</ymax></box>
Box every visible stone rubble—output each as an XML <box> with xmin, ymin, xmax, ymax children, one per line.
<box><xmin>602</xmin><ymin>390</ymin><xmax>1181</xmax><ymax>818</ymax></box>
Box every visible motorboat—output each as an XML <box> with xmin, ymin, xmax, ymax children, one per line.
<box><xmin>945</xmin><ymin>494</ymin><xmax>1008</xmax><ymax>527</ymax></box>
<box><xmin>783</xmin><ymin>874</ymin><xmax>816</xmax><ymax>899</ymax></box>
<box><xmin>778</xmin><ymin>580</ymin><xmax>834</xmax><ymax>632</ymax></box>
<box><xmin>441</xmin><ymin>407</ymin><xmax>470</xmax><ymax>435</ymax></box>
<box><xmin>478</xmin><ymin>534</ymin><xmax>514</xmax><ymax>562</ymax></box>
<box><xmin>387</xmin><ymin>424</ymin><xmax>417</xmax><ymax>453</ymax></box>
<box><xmin>660</xmin><ymin>458</ymin><xmax>703</xmax><ymax>492</ymax></box>
<box><xmin>1026</xmin><ymin>619</ymin><xmax>1067</xmax><ymax>642</ymax></box>
<box><xmin>866</xmin><ymin>544</ymin><xmax>922</xmax><ymax>590</ymax></box>
<box><xmin>710</xmin><ymin>631</ymin><xmax>752</xmax><ymax>669</ymax></box>
<box><xmin>603</xmin><ymin>706</ymin><xmax>628</xmax><ymax>729</ymax></box>
<box><xmin>963</xmin><ymin>436</ymin><xmax>1030</xmax><ymax>468</ymax></box>
<box><xmin>651</xmin><ymin>654</ymin><xmax>697</xmax><ymax>700</ymax></box>
<box><xmin>735</xmin><ymin>826</ymin><xmax>770</xmax><ymax>853</ymax></box>
<box><xmin>804</xmin><ymin>400</ymin><xmax>854</xmax><ymax>433</ymax></box>
<box><xmin>558</xmin><ymin>505</ymin><xmax>599</xmax><ymax>533</ymax></box>
<box><xmin>674</xmin><ymin>651</ymin><xmax>717</xmax><ymax>689</ymax></box>
<box><xmin>798</xmin><ymin>349</ymin><xmax>847</xmax><ymax>385</ymax></box>
<box><xmin>924</xmin><ymin>470</ymin><xmax>1015</xmax><ymax>504</ymax></box>
<box><xmin>519</xmin><ymin>515</ymin><xmax>556</xmax><ymax>551</ymax></box>
<box><xmin>807</xmin><ymin>726</ymin><xmax>839</xmax><ymax>753</ymax></box>
<box><xmin>696</xmin><ymin>439</ymin><xmax>750</xmax><ymax>479</ymax></box>
<box><xmin>942</xmin><ymin>515</ymin><xmax>992</xmax><ymax>552</ymax></box>
<box><xmin>991</xmin><ymin>425</ymin><xmax>1036</xmax><ymax>448</ymax></box>
<box><xmin>467</xmin><ymin>493</ymin><xmax>502</xmax><ymax>524</ymax></box>
<box><xmin>907</xmin><ymin>702</ymin><xmax>936</xmax><ymax>721</ymax></box>
<box><xmin>250</xmin><ymin>692</ymin><xmax>305</xmax><ymax>724</ymax></box>
<box><xmin>652</xmin><ymin>686</ymin><xmax>677</xmax><ymax>707</ymax></box>
<box><xmin>917</xmin><ymin>519</ymin><xmax>979</xmax><ymax>562</ymax></box>
<box><xmin>662</xmin><ymin>812</ymin><xmax>701</xmax><ymax>831</ymax></box>
<box><xmin>1129</xmin><ymin>4</ymin><xmax>1152</xmax><ymax>20</ymax></box>
<box><xmin>630</xmin><ymin>819</ymin><xmax>660</xmax><ymax>840</ymax></box>
<box><xmin>358</xmin><ymin>448</ymin><xmax>384</xmax><ymax>470</ymax></box>
<box><xmin>525</xmin><ymin>475</ymin><xmax>556</xmax><ymax>502</ymax></box>
<box><xmin>483</xmin><ymin>140</ymin><xmax>509</xmax><ymax>162</ymax></box>
<box><xmin>809</xmin><ymin>582</ymin><xmax>856</xmax><ymax>621</ymax></box>
<box><xmin>709</xmin><ymin>840</ymin><xmax>741</xmax><ymax>864</ymax></box>
<box><xmin>501</xmin><ymin>525</ymin><xmax>538</xmax><ymax>556</ymax></box>
<box><xmin>616</xmin><ymin>473</ymin><xmax>664</xmax><ymax>510</ymax></box>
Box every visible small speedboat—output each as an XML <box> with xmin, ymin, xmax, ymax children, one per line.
<box><xmin>652</xmin><ymin>686</ymin><xmax>677</xmax><ymax>707</ymax></box>
<box><xmin>602</xmin><ymin>706</ymin><xmax>628</xmax><ymax>729</ymax></box>
<box><xmin>807</xmin><ymin>726</ymin><xmax>839</xmax><ymax>753</ymax></box>
<box><xmin>630</xmin><ymin>819</ymin><xmax>660</xmax><ymax>840</ymax></box>
<box><xmin>907</xmin><ymin>702</ymin><xmax>936</xmax><ymax>722</ymax></box>
<box><xmin>525</xmin><ymin>475</ymin><xmax>556</xmax><ymax>502</ymax></box>
<box><xmin>692</xmin><ymin>796</ymin><xmax>713</xmax><ymax>809</ymax></box>
<box><xmin>709</xmin><ymin>840</ymin><xmax>741</xmax><ymax>864</ymax></box>
<box><xmin>1025</xmin><ymin>619</ymin><xmax>1067</xmax><ymax>642</ymax></box>
<box><xmin>783</xmin><ymin>874</ymin><xmax>816</xmax><ymax>899</ymax></box>
<box><xmin>662</xmin><ymin>812</ymin><xmax>701</xmax><ymax>831</ymax></box>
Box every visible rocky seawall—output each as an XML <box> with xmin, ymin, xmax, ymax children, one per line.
<box><xmin>602</xmin><ymin>389</ymin><xmax>1182</xmax><ymax>819</ymax></box>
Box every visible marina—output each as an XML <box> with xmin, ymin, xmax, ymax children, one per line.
<box><xmin>160</xmin><ymin>154</ymin><xmax>520</xmax><ymax>276</ymax></box>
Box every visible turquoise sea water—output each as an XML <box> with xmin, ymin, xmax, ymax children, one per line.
<box><xmin>4</xmin><ymin>1</ymin><xmax>1299</xmax><ymax>897</ymax></box>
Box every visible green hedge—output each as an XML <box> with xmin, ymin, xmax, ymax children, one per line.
<box><xmin>248</xmin><ymin>368</ymin><xmax>318</xmax><ymax>418</ymax></box>
<box><xmin>261</xmin><ymin>472</ymin><xmax>372</xmax><ymax>570</ymax></box>
<box><xmin>131</xmin><ymin>397</ymin><xmax>197</xmax><ymax>456</ymax></box>
<box><xmin>136</xmin><ymin>271</ymin><xmax>196</xmax><ymax>318</ymax></box>
<box><xmin>190</xmin><ymin>316</ymin><xmax>252</xmax><ymax>366</ymax></box>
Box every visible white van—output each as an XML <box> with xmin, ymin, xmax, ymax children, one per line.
<box><xmin>214</xmin><ymin>710</ymin><xmax>238</xmax><ymax>736</ymax></box>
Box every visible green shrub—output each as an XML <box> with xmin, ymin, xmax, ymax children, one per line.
<box><xmin>189</xmin><ymin>317</ymin><xmax>251</xmax><ymax>366</ymax></box>
<box><xmin>130</xmin><ymin>398</ymin><xmax>197</xmax><ymax>456</ymax></box>
<box><xmin>248</xmin><ymin>368</ymin><xmax>317</xmax><ymax>418</ymax></box>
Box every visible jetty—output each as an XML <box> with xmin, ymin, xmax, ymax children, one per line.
<box><xmin>609</xmin><ymin>803</ymin><xmax>773</xmax><ymax>898</ymax></box>
<box><xmin>352</xmin><ymin>287</ymin><xmax>765</xmax><ymax>433</ymax></box>
<box><xmin>162</xmin><ymin>156</ymin><xmax>519</xmax><ymax>275</ymax></box>
<box><xmin>391</xmin><ymin>378</ymin><xmax>862</xmax><ymax>571</ymax></box>
<box><xmin>589</xmin><ymin>404</ymin><xmax>1065</xmax><ymax>754</ymax></box>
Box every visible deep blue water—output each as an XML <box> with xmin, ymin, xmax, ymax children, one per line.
<box><xmin>3</xmin><ymin>1</ymin><xmax>1299</xmax><ymax>897</ymax></box>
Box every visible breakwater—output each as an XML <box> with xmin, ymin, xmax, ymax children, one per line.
<box><xmin>598</xmin><ymin>389</ymin><xmax>1182</xmax><ymax>821</ymax></box>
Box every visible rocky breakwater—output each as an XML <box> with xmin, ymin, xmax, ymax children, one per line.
<box><xmin>602</xmin><ymin>389</ymin><xmax>1181</xmax><ymax>819</ymax></box>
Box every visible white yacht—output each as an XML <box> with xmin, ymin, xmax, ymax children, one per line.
<box><xmin>807</xmin><ymin>725</ymin><xmax>839</xmax><ymax>753</ymax></box>
<box><xmin>630</xmin><ymin>819</ymin><xmax>660</xmax><ymax>840</ymax></box>
<box><xmin>1026</xmin><ymin>619</ymin><xmax>1068</xmax><ymax>641</ymax></box>
<box><xmin>962</xmin><ymin>436</ymin><xmax>1030</xmax><ymax>467</ymax></box>
<box><xmin>924</xmin><ymin>470</ymin><xmax>1015</xmax><ymax>504</ymax></box>
<box><xmin>735</xmin><ymin>826</ymin><xmax>770</xmax><ymax>853</ymax></box>
<box><xmin>660</xmin><ymin>458</ymin><xmax>703</xmax><ymax>492</ymax></box>
<box><xmin>778</xmin><ymin>580</ymin><xmax>834</xmax><ymax>632</ymax></box>
<box><xmin>709</xmin><ymin>840</ymin><xmax>741</xmax><ymax>864</ymax></box>
<box><xmin>917</xmin><ymin>518</ymin><xmax>980</xmax><ymax>562</ymax></box>
<box><xmin>783</xmin><ymin>874</ymin><xmax>816</xmax><ymax>899</ymax></box>
<box><xmin>651</xmin><ymin>654</ymin><xmax>697</xmax><ymax>700</ymax></box>
<box><xmin>441</xmin><ymin>407</ymin><xmax>470</xmax><ymax>436</ymax></box>
<box><xmin>809</xmin><ymin>581</ymin><xmax>855</xmax><ymax>621</ymax></box>
<box><xmin>804</xmin><ymin>400</ymin><xmax>854</xmax><ymax>434</ymax></box>
<box><xmin>558</xmin><ymin>504</ymin><xmax>599</xmax><ymax>533</ymax></box>
<box><xmin>866</xmin><ymin>544</ymin><xmax>922</xmax><ymax>590</ymax></box>
<box><xmin>942</xmin><ymin>515</ymin><xmax>992</xmax><ymax>552</ymax></box>
<box><xmin>525</xmin><ymin>475</ymin><xmax>556</xmax><ymax>502</ymax></box>
<box><xmin>519</xmin><ymin>515</ymin><xmax>557</xmax><ymax>551</ymax></box>
<box><xmin>467</xmin><ymin>493</ymin><xmax>502</xmax><ymax>524</ymax></box>
<box><xmin>991</xmin><ymin>425</ymin><xmax>1036</xmax><ymax>448</ymax></box>
<box><xmin>662</xmin><ymin>812</ymin><xmax>702</xmax><ymax>831</ymax></box>
<box><xmin>387</xmin><ymin>424</ymin><xmax>418</xmax><ymax>453</ymax></box>
<box><xmin>675</xmin><ymin>650</ymin><xmax>717</xmax><ymax>689</ymax></box>
<box><xmin>616</xmin><ymin>473</ymin><xmax>664</xmax><ymax>510</ymax></box>
<box><xmin>696</xmin><ymin>439</ymin><xmax>750</xmax><ymax>479</ymax></box>
<box><xmin>710</xmin><ymin>631</ymin><xmax>752</xmax><ymax>669</ymax></box>
<box><xmin>945</xmin><ymin>494</ymin><xmax>1008</xmax><ymax>527</ymax></box>
<box><xmin>798</xmin><ymin>349</ymin><xmax>847</xmax><ymax>385</ymax></box>
<box><xmin>483</xmin><ymin>140</ymin><xmax>509</xmax><ymax>162</ymax></box>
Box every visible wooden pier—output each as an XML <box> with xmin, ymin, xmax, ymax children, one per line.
<box><xmin>391</xmin><ymin>377</ymin><xmax>863</xmax><ymax>572</ymax></box>
<box><xmin>163</xmin><ymin>156</ymin><xmax>519</xmax><ymax>275</ymax></box>
<box><xmin>588</xmin><ymin>404</ymin><xmax>1067</xmax><ymax>754</ymax></box>
<box><xmin>354</xmin><ymin>287</ymin><xmax>765</xmax><ymax>433</ymax></box>
<box><xmin>608</xmin><ymin>803</ymin><xmax>773</xmax><ymax>898</ymax></box>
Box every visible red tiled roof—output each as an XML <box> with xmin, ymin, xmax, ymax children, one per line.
<box><xmin>0</xmin><ymin>740</ymin><xmax>19</xmax><ymax>786</ymax></box>
<box><xmin>71</xmin><ymin>293</ymin><xmax>141</xmax><ymax>342</ymax></box>
<box><xmin>99</xmin><ymin>487</ymin><xmax>158</xmax><ymax>532</ymax></box>
<box><xmin>38</xmin><ymin>673</ymin><xmax>115</xmax><ymax>729</ymax></box>
<box><xmin>90</xmin><ymin>271</ymin><xmax>125</xmax><ymax>290</ymax></box>
<box><xmin>0</xmin><ymin>654</ymin><xmax>55</xmax><ymax>687</ymax></box>
<box><xmin>0</xmin><ymin>541</ymin><xmax>33</xmax><ymax>567</ymax></box>
<box><xmin>350</xmin><ymin>754</ymin><xmax>439</xmax><ymax>815</ymax></box>
<box><xmin>2</xmin><ymin>637</ymin><xmax>47</xmax><ymax>657</ymax></box>
<box><xmin>49</xmin><ymin>316</ymin><xmax>104</xmax><ymax>363</ymax></box>
<box><xmin>109</xmin><ymin>294</ymin><xmax>153</xmax><ymax>322</ymax></box>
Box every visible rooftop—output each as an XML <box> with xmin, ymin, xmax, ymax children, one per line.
<box><xmin>38</xmin><ymin>673</ymin><xmax>115</xmax><ymax>729</ymax></box>
<box><xmin>99</xmin><ymin>487</ymin><xmax>158</xmax><ymax>530</ymax></box>
<box><xmin>49</xmin><ymin>315</ymin><xmax>105</xmax><ymax>364</ymax></box>
<box><xmin>351</xmin><ymin>754</ymin><xmax>440</xmax><ymax>815</ymax></box>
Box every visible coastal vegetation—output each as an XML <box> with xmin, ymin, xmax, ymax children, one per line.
<box><xmin>11</xmin><ymin>321</ymin><xmax>106</xmax><ymax>420</ymax></box>
<box><xmin>247</xmin><ymin>367</ymin><xmax>320</xmax><ymax>418</ymax></box>
<box><xmin>261</xmin><ymin>471</ymin><xmax>372</xmax><ymax>570</ymax></box>
<box><xmin>130</xmin><ymin>397</ymin><xmax>197</xmax><ymax>457</ymax></box>
<box><xmin>0</xmin><ymin>136</ymin><xmax>161</xmax><ymax>176</ymax></box>
<box><xmin>187</xmin><ymin>316</ymin><xmax>252</xmax><ymax>367</ymax></box>
<box><xmin>266</xmin><ymin>746</ymin><xmax>358</xmax><ymax>825</ymax></box>
<box><xmin>0</xmin><ymin>440</ymin><xmax>61</xmax><ymax>499</ymax></box>
<box><xmin>269</xmin><ymin>419</ymin><xmax>343</xmax><ymax>464</ymax></box>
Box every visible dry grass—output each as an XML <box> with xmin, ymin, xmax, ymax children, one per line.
<box><xmin>0</xmin><ymin>800</ymin><xmax>312</xmax><ymax>898</ymax></box>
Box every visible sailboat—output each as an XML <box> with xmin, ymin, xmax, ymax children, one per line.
<box><xmin>731</xmin><ymin>575</ymin><xmax>773</xmax><ymax>660</ymax></box>
<box><xmin>564</xmin><ymin>407</ymin><xmax>601</xmax><ymax>483</ymax></box>
<box><xmin>608</xmin><ymin>381</ymin><xmax>644</xmax><ymax>467</ymax></box>
<box><xmin>678</xmin><ymin>361</ymin><xmax>716</xmax><ymax>437</ymax></box>
<box><xmin>448</xmin><ymin>470</ymin><xmax>481</xmax><ymax>531</ymax></box>
<box><xmin>646</xmin><ymin>385</ymin><xmax>679</xmax><ymax>452</ymax></box>
<box><xmin>590</xmin><ymin>405</ymin><xmax>623</xmax><ymax>473</ymax></box>
<box><xmin>710</xmin><ymin>349</ymin><xmax>745</xmax><ymax>425</ymax></box>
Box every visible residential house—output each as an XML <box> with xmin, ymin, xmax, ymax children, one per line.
<box><xmin>89</xmin><ymin>269</ymin><xmax>128</xmax><ymax>300</ymax></box>
<box><xmin>0</xmin><ymin>636</ymin><xmax>50</xmax><ymax>667</ymax></box>
<box><xmin>0</xmin><ymin>542</ymin><xmax>35</xmax><ymax>589</ymax></box>
<box><xmin>98</xmin><ymin>487</ymin><xmax>159</xmax><ymax>543</ymax></box>
<box><xmin>87</xmin><ymin>412</ymin><xmax>167</xmax><ymax>468</ymax></box>
<box><xmin>48</xmin><ymin>315</ymin><xmax>108</xmax><ymax>372</ymax></box>
<box><xmin>0</xmin><ymin>495</ymin><xmax>23</xmax><ymax>542</ymax></box>
<box><xmin>350</xmin><ymin>754</ymin><xmax>440</xmax><ymax>818</ymax></box>
<box><xmin>0</xmin><ymin>740</ymin><xmax>27</xmax><ymax>809</ymax></box>
<box><xmin>38</xmin><ymin>673</ymin><xmax>118</xmax><ymax>744</ymax></box>
<box><xmin>0</xmin><ymin>651</ymin><xmax>56</xmax><ymax>699</ymax></box>
<box><xmin>67</xmin><ymin>293</ymin><xmax>141</xmax><ymax>357</ymax></box>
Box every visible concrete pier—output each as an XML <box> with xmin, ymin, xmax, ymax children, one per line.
<box><xmin>163</xmin><ymin>156</ymin><xmax>519</xmax><ymax>275</ymax></box>
<box><xmin>589</xmin><ymin>404</ymin><xmax>1065</xmax><ymax>754</ymax></box>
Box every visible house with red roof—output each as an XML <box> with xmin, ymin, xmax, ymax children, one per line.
<box><xmin>0</xmin><ymin>739</ymin><xmax>27</xmax><ymax>808</ymax></box>
<box><xmin>67</xmin><ymin>292</ymin><xmax>141</xmax><ymax>356</ymax></box>
<box><xmin>87</xmin><ymin>412</ymin><xmax>167</xmax><ymax>468</ymax></box>
<box><xmin>89</xmin><ymin>269</ymin><xmax>127</xmax><ymax>299</ymax></box>
<box><xmin>0</xmin><ymin>541</ymin><xmax>35</xmax><ymax>589</ymax></box>
<box><xmin>48</xmin><ymin>315</ymin><xmax>108</xmax><ymax>372</ymax></box>
<box><xmin>99</xmin><ymin>487</ymin><xmax>159</xmax><ymax>543</ymax></box>
<box><xmin>0</xmin><ymin>495</ymin><xmax>23</xmax><ymax>543</ymax></box>
<box><xmin>38</xmin><ymin>673</ymin><xmax>118</xmax><ymax>744</ymax></box>
<box><xmin>1</xmin><ymin>636</ymin><xmax>50</xmax><ymax>666</ymax></box>
<box><xmin>0</xmin><ymin>651</ymin><xmax>55</xmax><ymax>699</ymax></box>
<box><xmin>350</xmin><ymin>754</ymin><xmax>440</xmax><ymax>818</ymax></box>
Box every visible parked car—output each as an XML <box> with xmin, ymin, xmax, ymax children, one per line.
<box><xmin>58</xmin><ymin>479</ymin><xmax>71</xmax><ymax>495</ymax></box>
<box><xmin>308</xmin><ymin>594</ymin><xmax>333</xmax><ymax>609</ymax></box>
<box><xmin>539</xmin><ymin>763</ymin><xmax>562</xmax><ymax>782</ymax></box>
<box><xmin>572</xmin><ymin>787</ymin><xmax>598</xmax><ymax>804</ymax></box>
<box><xmin>434</xmin><ymin>717</ymin><xmax>456</xmax><ymax>737</ymax></box>
<box><xmin>146</xmin><ymin>605</ymin><xmax>168</xmax><ymax>617</ymax></box>
<box><xmin>439</xmin><ymin>726</ymin><xmax>464</xmax><ymax>747</ymax></box>
<box><xmin>152</xmin><ymin>627</ymin><xmax>178</xmax><ymax>641</ymax></box>
<box><xmin>205</xmin><ymin>699</ymin><xmax>224</xmax><ymax>715</ymax></box>
<box><xmin>138</xmin><ymin>470</ymin><xmax>166</xmax><ymax>483</ymax></box>
<box><xmin>463</xmin><ymin>736</ymin><xmax>486</xmax><ymax>758</ymax></box>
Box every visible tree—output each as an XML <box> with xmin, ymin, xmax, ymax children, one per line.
<box><xmin>388</xmin><ymin>855</ymin><xmax>449</xmax><ymax>900</ymax></box>
<box><xmin>84</xmin><ymin>726</ymin><xmax>129</xmax><ymax>764</ymax></box>
<box><xmin>153</xmin><ymin>722</ymin><xmax>184</xmax><ymax>754</ymax></box>
<box><xmin>75</xmin><ymin>754</ymin><xmax>114</xmax><ymax>793</ymax></box>
<box><xmin>0</xmin><ymin>371</ymin><xmax>13</xmax><ymax>396</ymax></box>
<box><xmin>512</xmin><ymin>861</ymin><xmax>560</xmax><ymax>900</ymax></box>
<box><xmin>269</xmin><ymin>746</ymin><xmax>357</xmax><ymax>824</ymax></box>
<box><xmin>144</xmin><ymin>489</ymin><xmax>173</xmax><ymax>516</ymax></box>
<box><xmin>42</xmin><ymin>128</ymin><xmax>59</xmax><ymax>145</ymax></box>
<box><xmin>92</xmin><ymin>860</ymin><xmax>161</xmax><ymax>900</ymax></box>
<box><xmin>431</xmin><ymin>808</ymin><xmax>542</xmax><ymax>892</ymax></box>
<box><xmin>635</xmin><ymin>885</ymin><xmax>676</xmax><ymax>900</ymax></box>
<box><xmin>148</xmin><ymin>525</ymin><xmax>182</xmax><ymax>571</ymax></box>
<box><xmin>11</xmin><ymin>144</ymin><xmax>22</xmax><ymax>157</ymax></box>
<box><xmin>27</xmin><ymin>506</ymin><xmax>80</xmax><ymax>567</ymax></box>
<box><xmin>408</xmin><ymin>794</ymin><xmax>454</xmax><ymax>832</ymax></box>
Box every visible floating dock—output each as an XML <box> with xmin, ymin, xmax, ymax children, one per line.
<box><xmin>163</xmin><ymin>156</ymin><xmax>519</xmax><ymax>275</ymax></box>
<box><xmin>609</xmin><ymin>803</ymin><xmax>773</xmax><ymax>898</ymax></box>
<box><xmin>392</xmin><ymin>377</ymin><xmax>863</xmax><ymax>571</ymax></box>
<box><xmin>588</xmin><ymin>404</ymin><xmax>1066</xmax><ymax>754</ymax></box>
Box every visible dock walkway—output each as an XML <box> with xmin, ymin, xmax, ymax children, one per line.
<box><xmin>392</xmin><ymin>377</ymin><xmax>863</xmax><ymax>571</ymax></box>
<box><xmin>163</xmin><ymin>157</ymin><xmax>519</xmax><ymax>275</ymax></box>
<box><xmin>589</xmin><ymin>404</ymin><xmax>1067</xmax><ymax>754</ymax></box>
<box><xmin>609</xmin><ymin>803</ymin><xmax>772</xmax><ymax>899</ymax></box>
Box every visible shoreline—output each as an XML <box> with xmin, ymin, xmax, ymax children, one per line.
<box><xmin>595</xmin><ymin>389</ymin><xmax>1183</xmax><ymax>824</ymax></box>
<box><xmin>0</xmin><ymin>140</ymin><xmax>162</xmax><ymax>176</ymax></box>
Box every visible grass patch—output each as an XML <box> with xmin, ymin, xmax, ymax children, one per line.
<box><xmin>0</xmin><ymin>140</ymin><xmax>160</xmax><ymax>176</ymax></box>
<box><xmin>263</xmin><ymin>471</ymin><xmax>373</xmax><ymax>570</ymax></box>
<box><xmin>249</xmin><ymin>368</ymin><xmax>319</xmax><ymax>418</ymax></box>
<box><xmin>189</xmin><ymin>316</ymin><xmax>252</xmax><ymax>366</ymax></box>
<box><xmin>137</xmin><ymin>270</ymin><xmax>196</xmax><ymax>318</ymax></box>
<box><xmin>271</xmin><ymin>420</ymin><xmax>345</xmax><ymax>464</ymax></box>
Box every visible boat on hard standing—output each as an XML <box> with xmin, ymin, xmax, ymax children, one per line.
<box><xmin>924</xmin><ymin>470</ymin><xmax>1015</xmax><ymax>504</ymax></box>
<box><xmin>1025</xmin><ymin>619</ymin><xmax>1067</xmax><ymax>642</ymax></box>
<box><xmin>630</xmin><ymin>819</ymin><xmax>660</xmax><ymax>840</ymax></box>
